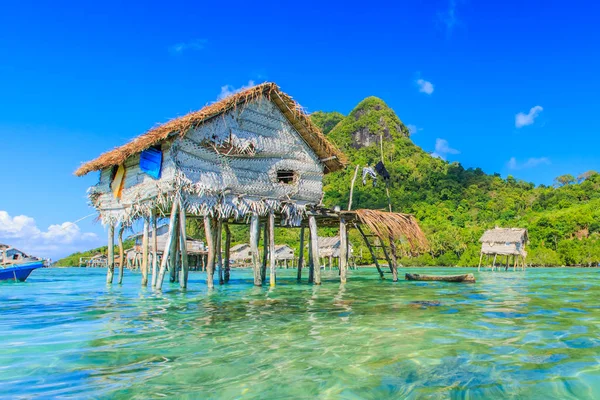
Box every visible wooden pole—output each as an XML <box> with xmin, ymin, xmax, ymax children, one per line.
<box><xmin>250</xmin><ymin>213</ymin><xmax>262</xmax><ymax>286</ymax></box>
<box><xmin>204</xmin><ymin>216</ymin><xmax>216</xmax><ymax>289</ymax></box>
<box><xmin>224</xmin><ymin>223</ymin><xmax>231</xmax><ymax>283</ymax></box>
<box><xmin>388</xmin><ymin>236</ymin><xmax>399</xmax><ymax>282</ymax></box>
<box><xmin>308</xmin><ymin>231</ymin><xmax>314</xmax><ymax>283</ymax></box>
<box><xmin>348</xmin><ymin>165</ymin><xmax>360</xmax><ymax>211</ymax></box>
<box><xmin>297</xmin><ymin>226</ymin><xmax>305</xmax><ymax>282</ymax></box>
<box><xmin>268</xmin><ymin>211</ymin><xmax>276</xmax><ymax>286</ymax></box>
<box><xmin>155</xmin><ymin>201</ymin><xmax>179</xmax><ymax>290</ymax></box>
<box><xmin>151</xmin><ymin>214</ymin><xmax>158</xmax><ymax>287</ymax></box>
<box><xmin>216</xmin><ymin>219</ymin><xmax>224</xmax><ymax>285</ymax></box>
<box><xmin>261</xmin><ymin>221</ymin><xmax>268</xmax><ymax>283</ymax></box>
<box><xmin>106</xmin><ymin>224</ymin><xmax>115</xmax><ymax>284</ymax></box>
<box><xmin>178</xmin><ymin>199</ymin><xmax>189</xmax><ymax>288</ymax></box>
<box><xmin>492</xmin><ymin>254</ymin><xmax>497</xmax><ymax>271</ymax></box>
<box><xmin>118</xmin><ymin>224</ymin><xmax>125</xmax><ymax>284</ymax></box>
<box><xmin>339</xmin><ymin>217</ymin><xmax>348</xmax><ymax>283</ymax></box>
<box><xmin>308</xmin><ymin>215</ymin><xmax>321</xmax><ymax>285</ymax></box>
<box><xmin>478</xmin><ymin>252</ymin><xmax>484</xmax><ymax>271</ymax></box>
<box><xmin>141</xmin><ymin>217</ymin><xmax>150</xmax><ymax>286</ymax></box>
<box><xmin>169</xmin><ymin>214</ymin><xmax>179</xmax><ymax>283</ymax></box>
<box><xmin>513</xmin><ymin>255</ymin><xmax>517</xmax><ymax>271</ymax></box>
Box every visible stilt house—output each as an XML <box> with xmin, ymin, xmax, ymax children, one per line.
<box><xmin>478</xmin><ymin>228</ymin><xmax>528</xmax><ymax>271</ymax></box>
<box><xmin>75</xmin><ymin>82</ymin><xmax>427</xmax><ymax>289</ymax></box>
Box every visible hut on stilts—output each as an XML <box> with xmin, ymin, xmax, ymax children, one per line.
<box><xmin>478</xmin><ymin>228</ymin><xmax>528</xmax><ymax>271</ymax></box>
<box><xmin>75</xmin><ymin>82</ymin><xmax>426</xmax><ymax>288</ymax></box>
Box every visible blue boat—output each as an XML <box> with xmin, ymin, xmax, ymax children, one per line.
<box><xmin>0</xmin><ymin>261</ymin><xmax>44</xmax><ymax>282</ymax></box>
<box><xmin>1</xmin><ymin>245</ymin><xmax>45</xmax><ymax>282</ymax></box>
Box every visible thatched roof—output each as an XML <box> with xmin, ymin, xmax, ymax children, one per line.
<box><xmin>354</xmin><ymin>209</ymin><xmax>428</xmax><ymax>251</ymax></box>
<box><xmin>479</xmin><ymin>228</ymin><xmax>528</xmax><ymax>244</ymax></box>
<box><xmin>318</xmin><ymin>236</ymin><xmax>342</xmax><ymax>249</ymax></box>
<box><xmin>75</xmin><ymin>82</ymin><xmax>347</xmax><ymax>176</ymax></box>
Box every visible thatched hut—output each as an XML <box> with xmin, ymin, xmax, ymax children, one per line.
<box><xmin>478</xmin><ymin>228</ymin><xmax>528</xmax><ymax>271</ymax></box>
<box><xmin>317</xmin><ymin>236</ymin><xmax>354</xmax><ymax>268</ymax></box>
<box><xmin>230</xmin><ymin>244</ymin><xmax>253</xmax><ymax>265</ymax></box>
<box><xmin>75</xmin><ymin>82</ymin><xmax>426</xmax><ymax>288</ymax></box>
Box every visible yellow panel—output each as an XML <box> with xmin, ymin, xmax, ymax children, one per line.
<box><xmin>111</xmin><ymin>164</ymin><xmax>126</xmax><ymax>199</ymax></box>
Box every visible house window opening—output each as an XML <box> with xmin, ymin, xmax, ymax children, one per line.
<box><xmin>277</xmin><ymin>170</ymin><xmax>297</xmax><ymax>184</ymax></box>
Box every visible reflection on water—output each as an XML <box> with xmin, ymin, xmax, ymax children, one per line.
<box><xmin>2</xmin><ymin>267</ymin><xmax>600</xmax><ymax>399</ymax></box>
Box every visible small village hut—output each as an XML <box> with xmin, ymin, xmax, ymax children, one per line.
<box><xmin>478</xmin><ymin>228</ymin><xmax>528</xmax><ymax>271</ymax></box>
<box><xmin>318</xmin><ymin>236</ymin><xmax>354</xmax><ymax>268</ymax></box>
<box><xmin>75</xmin><ymin>82</ymin><xmax>426</xmax><ymax>288</ymax></box>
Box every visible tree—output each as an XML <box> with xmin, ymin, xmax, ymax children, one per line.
<box><xmin>554</xmin><ymin>174</ymin><xmax>576</xmax><ymax>187</ymax></box>
<box><xmin>578</xmin><ymin>170</ymin><xmax>598</xmax><ymax>183</ymax></box>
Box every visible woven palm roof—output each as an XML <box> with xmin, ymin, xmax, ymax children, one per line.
<box><xmin>479</xmin><ymin>228</ymin><xmax>528</xmax><ymax>244</ymax></box>
<box><xmin>318</xmin><ymin>236</ymin><xmax>341</xmax><ymax>249</ymax></box>
<box><xmin>75</xmin><ymin>82</ymin><xmax>347</xmax><ymax>176</ymax></box>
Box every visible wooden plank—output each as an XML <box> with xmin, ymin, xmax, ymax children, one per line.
<box><xmin>297</xmin><ymin>226</ymin><xmax>305</xmax><ymax>282</ymax></box>
<box><xmin>250</xmin><ymin>213</ymin><xmax>262</xmax><ymax>286</ymax></box>
<box><xmin>155</xmin><ymin>200</ymin><xmax>179</xmax><ymax>290</ymax></box>
<box><xmin>308</xmin><ymin>215</ymin><xmax>321</xmax><ymax>285</ymax></box>
<box><xmin>269</xmin><ymin>211</ymin><xmax>276</xmax><ymax>286</ymax></box>
<box><xmin>179</xmin><ymin>199</ymin><xmax>189</xmax><ymax>288</ymax></box>
<box><xmin>106</xmin><ymin>224</ymin><xmax>115</xmax><ymax>284</ymax></box>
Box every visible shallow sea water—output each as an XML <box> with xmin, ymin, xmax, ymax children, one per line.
<box><xmin>2</xmin><ymin>267</ymin><xmax>600</xmax><ymax>399</ymax></box>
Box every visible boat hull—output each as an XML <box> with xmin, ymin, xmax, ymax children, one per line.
<box><xmin>0</xmin><ymin>261</ymin><xmax>44</xmax><ymax>282</ymax></box>
<box><xmin>405</xmin><ymin>273</ymin><xmax>476</xmax><ymax>283</ymax></box>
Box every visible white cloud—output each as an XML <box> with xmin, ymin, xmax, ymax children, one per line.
<box><xmin>507</xmin><ymin>157</ymin><xmax>550</xmax><ymax>170</ymax></box>
<box><xmin>416</xmin><ymin>79</ymin><xmax>434</xmax><ymax>95</ymax></box>
<box><xmin>169</xmin><ymin>39</ymin><xmax>208</xmax><ymax>54</ymax></box>
<box><xmin>0</xmin><ymin>211</ymin><xmax>100</xmax><ymax>261</ymax></box>
<box><xmin>432</xmin><ymin>138</ymin><xmax>459</xmax><ymax>160</ymax></box>
<box><xmin>438</xmin><ymin>0</ymin><xmax>459</xmax><ymax>34</ymax></box>
<box><xmin>217</xmin><ymin>80</ymin><xmax>256</xmax><ymax>100</ymax></box>
<box><xmin>515</xmin><ymin>105</ymin><xmax>543</xmax><ymax>128</ymax></box>
<box><xmin>406</xmin><ymin>124</ymin><xmax>422</xmax><ymax>135</ymax></box>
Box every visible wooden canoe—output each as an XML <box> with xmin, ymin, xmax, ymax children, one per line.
<box><xmin>405</xmin><ymin>273</ymin><xmax>476</xmax><ymax>283</ymax></box>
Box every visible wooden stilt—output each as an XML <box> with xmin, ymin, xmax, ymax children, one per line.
<box><xmin>505</xmin><ymin>255</ymin><xmax>509</xmax><ymax>271</ymax></box>
<box><xmin>141</xmin><ymin>217</ymin><xmax>150</xmax><ymax>286</ymax></box>
<box><xmin>224</xmin><ymin>223</ymin><xmax>231</xmax><ymax>283</ymax></box>
<box><xmin>178</xmin><ymin>199</ymin><xmax>189</xmax><ymax>288</ymax></box>
<box><xmin>169</xmin><ymin>214</ymin><xmax>179</xmax><ymax>283</ymax></box>
<box><xmin>118</xmin><ymin>224</ymin><xmax>125</xmax><ymax>284</ymax></box>
<box><xmin>308</xmin><ymin>215</ymin><xmax>321</xmax><ymax>285</ymax></box>
<box><xmin>155</xmin><ymin>201</ymin><xmax>179</xmax><ymax>290</ymax></box>
<box><xmin>216</xmin><ymin>220</ymin><xmax>224</xmax><ymax>285</ymax></box>
<box><xmin>297</xmin><ymin>226</ymin><xmax>305</xmax><ymax>282</ymax></box>
<box><xmin>347</xmin><ymin>164</ymin><xmax>360</xmax><ymax>211</ymax></box>
<box><xmin>106</xmin><ymin>224</ymin><xmax>115</xmax><ymax>284</ymax></box>
<box><xmin>204</xmin><ymin>216</ymin><xmax>216</xmax><ymax>289</ymax></box>
<box><xmin>308</xmin><ymin>232</ymin><xmax>314</xmax><ymax>283</ymax></box>
<box><xmin>261</xmin><ymin>222</ymin><xmax>268</xmax><ymax>283</ymax></box>
<box><xmin>268</xmin><ymin>211</ymin><xmax>276</xmax><ymax>286</ymax></box>
<box><xmin>250</xmin><ymin>213</ymin><xmax>262</xmax><ymax>286</ymax></box>
<box><xmin>388</xmin><ymin>236</ymin><xmax>399</xmax><ymax>282</ymax></box>
<box><xmin>478</xmin><ymin>252</ymin><xmax>484</xmax><ymax>271</ymax></box>
<box><xmin>492</xmin><ymin>254</ymin><xmax>497</xmax><ymax>271</ymax></box>
<box><xmin>151</xmin><ymin>214</ymin><xmax>158</xmax><ymax>287</ymax></box>
<box><xmin>339</xmin><ymin>217</ymin><xmax>348</xmax><ymax>283</ymax></box>
<box><xmin>513</xmin><ymin>255</ymin><xmax>517</xmax><ymax>271</ymax></box>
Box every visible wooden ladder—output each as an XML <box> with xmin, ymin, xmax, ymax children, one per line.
<box><xmin>355</xmin><ymin>224</ymin><xmax>394</xmax><ymax>279</ymax></box>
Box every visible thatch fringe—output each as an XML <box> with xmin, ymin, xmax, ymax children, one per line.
<box><xmin>75</xmin><ymin>82</ymin><xmax>347</xmax><ymax>177</ymax></box>
<box><xmin>355</xmin><ymin>209</ymin><xmax>428</xmax><ymax>252</ymax></box>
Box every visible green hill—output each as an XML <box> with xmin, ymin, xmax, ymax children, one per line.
<box><xmin>317</xmin><ymin>97</ymin><xmax>600</xmax><ymax>267</ymax></box>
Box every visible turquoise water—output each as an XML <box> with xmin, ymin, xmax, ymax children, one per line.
<box><xmin>2</xmin><ymin>267</ymin><xmax>600</xmax><ymax>399</ymax></box>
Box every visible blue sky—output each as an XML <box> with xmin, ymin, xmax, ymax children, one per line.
<box><xmin>1</xmin><ymin>0</ymin><xmax>599</xmax><ymax>259</ymax></box>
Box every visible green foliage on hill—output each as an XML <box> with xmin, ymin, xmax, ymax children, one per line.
<box><xmin>56</xmin><ymin>238</ymin><xmax>134</xmax><ymax>267</ymax></box>
<box><xmin>310</xmin><ymin>111</ymin><xmax>344</xmax><ymax>135</ymax></box>
<box><xmin>314</xmin><ymin>97</ymin><xmax>600</xmax><ymax>267</ymax></box>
